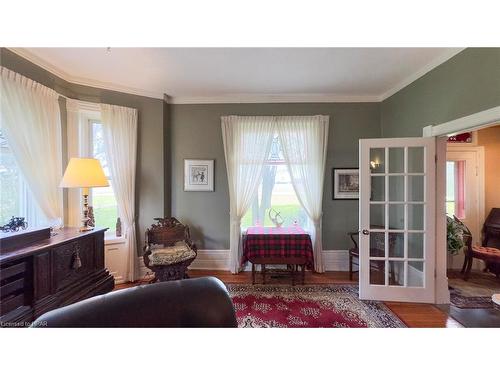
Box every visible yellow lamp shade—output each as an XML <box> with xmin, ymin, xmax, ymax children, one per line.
<box><xmin>60</xmin><ymin>158</ymin><xmax>109</xmax><ymax>188</ymax></box>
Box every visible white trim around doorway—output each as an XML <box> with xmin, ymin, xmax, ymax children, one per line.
<box><xmin>423</xmin><ymin>105</ymin><xmax>500</xmax><ymax>304</ymax></box>
<box><xmin>423</xmin><ymin>106</ymin><xmax>500</xmax><ymax>137</ymax></box>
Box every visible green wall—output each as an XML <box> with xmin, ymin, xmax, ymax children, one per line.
<box><xmin>381</xmin><ymin>48</ymin><xmax>500</xmax><ymax>137</ymax></box>
<box><xmin>169</xmin><ymin>103</ymin><xmax>380</xmax><ymax>250</ymax></box>
<box><xmin>0</xmin><ymin>48</ymin><xmax>165</xmax><ymax>250</ymax></box>
<box><xmin>4</xmin><ymin>46</ymin><xmax>498</xmax><ymax>253</ymax></box>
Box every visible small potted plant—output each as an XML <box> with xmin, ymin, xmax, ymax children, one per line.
<box><xmin>447</xmin><ymin>215</ymin><xmax>465</xmax><ymax>256</ymax></box>
<box><xmin>446</xmin><ymin>215</ymin><xmax>468</xmax><ymax>269</ymax></box>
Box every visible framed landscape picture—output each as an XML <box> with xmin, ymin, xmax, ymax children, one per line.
<box><xmin>184</xmin><ymin>159</ymin><xmax>214</xmax><ymax>191</ymax></box>
<box><xmin>333</xmin><ymin>168</ymin><xmax>359</xmax><ymax>199</ymax></box>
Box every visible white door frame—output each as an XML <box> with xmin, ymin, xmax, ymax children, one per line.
<box><xmin>446</xmin><ymin>146</ymin><xmax>485</xmax><ymax>242</ymax></box>
<box><xmin>422</xmin><ymin>105</ymin><xmax>500</xmax><ymax>304</ymax></box>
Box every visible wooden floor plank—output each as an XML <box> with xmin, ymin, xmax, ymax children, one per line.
<box><xmin>116</xmin><ymin>270</ymin><xmax>462</xmax><ymax>328</ymax></box>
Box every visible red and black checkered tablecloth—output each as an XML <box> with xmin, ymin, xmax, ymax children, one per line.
<box><xmin>242</xmin><ymin>226</ymin><xmax>314</xmax><ymax>268</ymax></box>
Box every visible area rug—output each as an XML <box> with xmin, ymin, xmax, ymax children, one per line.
<box><xmin>448</xmin><ymin>270</ymin><xmax>500</xmax><ymax>297</ymax></box>
<box><xmin>227</xmin><ymin>284</ymin><xmax>406</xmax><ymax>328</ymax></box>
<box><xmin>449</xmin><ymin>288</ymin><xmax>498</xmax><ymax>309</ymax></box>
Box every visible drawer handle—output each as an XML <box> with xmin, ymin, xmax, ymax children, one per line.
<box><xmin>72</xmin><ymin>248</ymin><xmax>82</xmax><ymax>270</ymax></box>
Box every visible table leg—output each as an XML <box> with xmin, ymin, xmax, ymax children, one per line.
<box><xmin>252</xmin><ymin>263</ymin><xmax>255</xmax><ymax>285</ymax></box>
<box><xmin>301</xmin><ymin>264</ymin><xmax>305</xmax><ymax>285</ymax></box>
<box><xmin>292</xmin><ymin>264</ymin><xmax>295</xmax><ymax>286</ymax></box>
<box><xmin>262</xmin><ymin>264</ymin><xmax>266</xmax><ymax>285</ymax></box>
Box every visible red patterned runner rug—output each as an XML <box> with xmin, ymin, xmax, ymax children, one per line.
<box><xmin>227</xmin><ymin>284</ymin><xmax>406</xmax><ymax>328</ymax></box>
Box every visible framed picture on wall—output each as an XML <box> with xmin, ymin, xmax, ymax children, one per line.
<box><xmin>184</xmin><ymin>159</ymin><xmax>214</xmax><ymax>191</ymax></box>
<box><xmin>333</xmin><ymin>168</ymin><xmax>359</xmax><ymax>199</ymax></box>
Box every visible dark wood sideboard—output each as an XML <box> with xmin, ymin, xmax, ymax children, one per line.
<box><xmin>0</xmin><ymin>227</ymin><xmax>114</xmax><ymax>327</ymax></box>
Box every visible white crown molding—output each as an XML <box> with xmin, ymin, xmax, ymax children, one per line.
<box><xmin>168</xmin><ymin>94</ymin><xmax>380</xmax><ymax>104</ymax></box>
<box><xmin>380</xmin><ymin>47</ymin><xmax>465</xmax><ymax>101</ymax></box>
<box><xmin>8</xmin><ymin>47</ymin><xmax>165</xmax><ymax>100</ymax></box>
<box><xmin>423</xmin><ymin>105</ymin><xmax>500</xmax><ymax>137</ymax></box>
<box><xmin>8</xmin><ymin>47</ymin><xmax>466</xmax><ymax>104</ymax></box>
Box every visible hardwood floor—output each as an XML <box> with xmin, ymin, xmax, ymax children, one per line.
<box><xmin>117</xmin><ymin>270</ymin><xmax>463</xmax><ymax>328</ymax></box>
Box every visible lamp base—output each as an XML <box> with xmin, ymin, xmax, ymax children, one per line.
<box><xmin>80</xmin><ymin>190</ymin><xmax>94</xmax><ymax>232</ymax></box>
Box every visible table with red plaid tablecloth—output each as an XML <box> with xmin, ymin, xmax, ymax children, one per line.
<box><xmin>242</xmin><ymin>226</ymin><xmax>314</xmax><ymax>269</ymax></box>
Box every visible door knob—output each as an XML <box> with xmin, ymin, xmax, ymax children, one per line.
<box><xmin>362</xmin><ymin>229</ymin><xmax>370</xmax><ymax>235</ymax></box>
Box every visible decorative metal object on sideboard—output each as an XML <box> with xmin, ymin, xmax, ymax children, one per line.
<box><xmin>116</xmin><ymin>217</ymin><xmax>122</xmax><ymax>237</ymax></box>
<box><xmin>0</xmin><ymin>216</ymin><xmax>28</xmax><ymax>232</ymax></box>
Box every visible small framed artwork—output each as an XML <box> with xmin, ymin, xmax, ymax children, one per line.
<box><xmin>184</xmin><ymin>159</ymin><xmax>214</xmax><ymax>191</ymax></box>
<box><xmin>333</xmin><ymin>168</ymin><xmax>359</xmax><ymax>200</ymax></box>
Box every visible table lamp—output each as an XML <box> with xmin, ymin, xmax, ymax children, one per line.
<box><xmin>60</xmin><ymin>157</ymin><xmax>109</xmax><ymax>232</ymax></box>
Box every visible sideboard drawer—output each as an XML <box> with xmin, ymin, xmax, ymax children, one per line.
<box><xmin>53</xmin><ymin>237</ymin><xmax>95</xmax><ymax>291</ymax></box>
<box><xmin>0</xmin><ymin>260</ymin><xmax>28</xmax><ymax>317</ymax></box>
<box><xmin>0</xmin><ymin>261</ymin><xmax>26</xmax><ymax>282</ymax></box>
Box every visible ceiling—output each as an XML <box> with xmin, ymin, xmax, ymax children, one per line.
<box><xmin>12</xmin><ymin>48</ymin><xmax>463</xmax><ymax>103</ymax></box>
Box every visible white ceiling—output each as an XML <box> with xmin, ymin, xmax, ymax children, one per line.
<box><xmin>12</xmin><ymin>47</ymin><xmax>463</xmax><ymax>103</ymax></box>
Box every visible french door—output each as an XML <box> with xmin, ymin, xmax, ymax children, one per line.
<box><xmin>359</xmin><ymin>137</ymin><xmax>436</xmax><ymax>303</ymax></box>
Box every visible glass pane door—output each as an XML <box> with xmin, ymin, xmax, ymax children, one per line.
<box><xmin>359</xmin><ymin>138</ymin><xmax>435</xmax><ymax>303</ymax></box>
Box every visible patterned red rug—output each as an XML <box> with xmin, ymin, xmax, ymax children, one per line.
<box><xmin>227</xmin><ymin>284</ymin><xmax>405</xmax><ymax>328</ymax></box>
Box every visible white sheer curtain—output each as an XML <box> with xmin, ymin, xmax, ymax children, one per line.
<box><xmin>277</xmin><ymin>115</ymin><xmax>329</xmax><ymax>273</ymax></box>
<box><xmin>221</xmin><ymin>116</ymin><xmax>275</xmax><ymax>273</ymax></box>
<box><xmin>0</xmin><ymin>67</ymin><xmax>63</xmax><ymax>226</ymax></box>
<box><xmin>101</xmin><ymin>103</ymin><xmax>138</xmax><ymax>281</ymax></box>
<box><xmin>65</xmin><ymin>99</ymin><xmax>83</xmax><ymax>227</ymax></box>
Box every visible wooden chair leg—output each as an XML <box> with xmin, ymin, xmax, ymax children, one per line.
<box><xmin>262</xmin><ymin>264</ymin><xmax>266</xmax><ymax>285</ymax></box>
<box><xmin>460</xmin><ymin>254</ymin><xmax>468</xmax><ymax>274</ymax></box>
<box><xmin>252</xmin><ymin>263</ymin><xmax>256</xmax><ymax>285</ymax></box>
<box><xmin>301</xmin><ymin>264</ymin><xmax>305</xmax><ymax>285</ymax></box>
<box><xmin>464</xmin><ymin>257</ymin><xmax>473</xmax><ymax>281</ymax></box>
<box><xmin>291</xmin><ymin>264</ymin><xmax>295</xmax><ymax>286</ymax></box>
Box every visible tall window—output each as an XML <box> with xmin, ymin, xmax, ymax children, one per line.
<box><xmin>446</xmin><ymin>160</ymin><xmax>465</xmax><ymax>219</ymax></box>
<box><xmin>241</xmin><ymin>134</ymin><xmax>306</xmax><ymax>228</ymax></box>
<box><xmin>89</xmin><ymin>121</ymin><xmax>119</xmax><ymax>230</ymax></box>
<box><xmin>0</xmin><ymin>129</ymin><xmax>46</xmax><ymax>227</ymax></box>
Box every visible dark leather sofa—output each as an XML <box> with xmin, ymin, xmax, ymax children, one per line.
<box><xmin>31</xmin><ymin>276</ymin><xmax>237</xmax><ymax>328</ymax></box>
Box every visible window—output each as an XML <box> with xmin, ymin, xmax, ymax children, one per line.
<box><xmin>0</xmin><ymin>129</ymin><xmax>46</xmax><ymax>227</ymax></box>
<box><xmin>446</xmin><ymin>160</ymin><xmax>465</xmax><ymax>219</ymax></box>
<box><xmin>241</xmin><ymin>134</ymin><xmax>307</xmax><ymax>228</ymax></box>
<box><xmin>89</xmin><ymin>121</ymin><xmax>119</xmax><ymax>230</ymax></box>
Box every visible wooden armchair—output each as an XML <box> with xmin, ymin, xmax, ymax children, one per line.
<box><xmin>143</xmin><ymin>218</ymin><xmax>198</xmax><ymax>282</ymax></box>
<box><xmin>458</xmin><ymin>215</ymin><xmax>500</xmax><ymax>280</ymax></box>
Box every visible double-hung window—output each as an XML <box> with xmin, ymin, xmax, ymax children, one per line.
<box><xmin>242</xmin><ymin>133</ymin><xmax>306</xmax><ymax>228</ymax></box>
<box><xmin>88</xmin><ymin>120</ymin><xmax>119</xmax><ymax>230</ymax></box>
<box><xmin>445</xmin><ymin>160</ymin><xmax>465</xmax><ymax>219</ymax></box>
<box><xmin>0</xmin><ymin>129</ymin><xmax>46</xmax><ymax>227</ymax></box>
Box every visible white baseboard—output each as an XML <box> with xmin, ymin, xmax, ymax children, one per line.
<box><xmin>110</xmin><ymin>272</ymin><xmax>126</xmax><ymax>285</ymax></box>
<box><xmin>322</xmin><ymin>250</ymin><xmax>350</xmax><ymax>271</ymax></box>
<box><xmin>187</xmin><ymin>249</ymin><xmax>350</xmax><ymax>272</ymax></box>
<box><xmin>189</xmin><ymin>250</ymin><xmax>230</xmax><ymax>270</ymax></box>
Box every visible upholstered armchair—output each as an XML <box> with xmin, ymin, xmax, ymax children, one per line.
<box><xmin>143</xmin><ymin>217</ymin><xmax>198</xmax><ymax>282</ymax></box>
